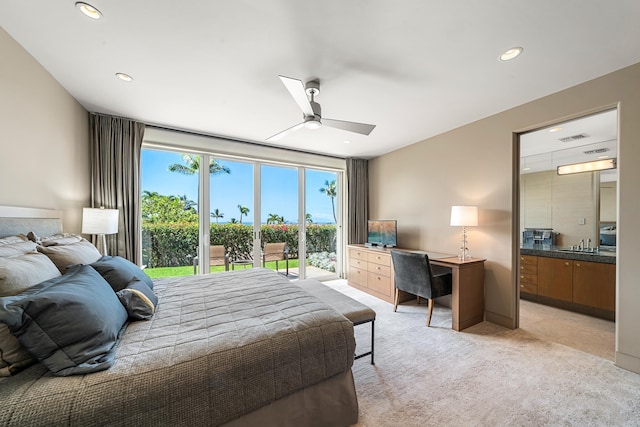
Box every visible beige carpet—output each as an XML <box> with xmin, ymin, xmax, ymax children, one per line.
<box><xmin>323</xmin><ymin>280</ymin><xmax>640</xmax><ymax>427</ymax></box>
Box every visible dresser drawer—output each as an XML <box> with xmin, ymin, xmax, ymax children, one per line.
<box><xmin>367</xmin><ymin>272</ymin><xmax>392</xmax><ymax>297</ymax></box>
<box><xmin>349</xmin><ymin>266</ymin><xmax>367</xmax><ymax>287</ymax></box>
<box><xmin>520</xmin><ymin>282</ymin><xmax>538</xmax><ymax>294</ymax></box>
<box><xmin>520</xmin><ymin>263</ymin><xmax>537</xmax><ymax>275</ymax></box>
<box><xmin>349</xmin><ymin>257</ymin><xmax>368</xmax><ymax>270</ymax></box>
<box><xmin>367</xmin><ymin>252</ymin><xmax>391</xmax><ymax>266</ymax></box>
<box><xmin>520</xmin><ymin>273</ymin><xmax>538</xmax><ymax>285</ymax></box>
<box><xmin>368</xmin><ymin>263</ymin><xmax>391</xmax><ymax>277</ymax></box>
<box><xmin>350</xmin><ymin>248</ymin><xmax>369</xmax><ymax>261</ymax></box>
<box><xmin>520</xmin><ymin>255</ymin><xmax>538</xmax><ymax>266</ymax></box>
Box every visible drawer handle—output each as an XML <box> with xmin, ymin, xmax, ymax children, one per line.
<box><xmin>520</xmin><ymin>275</ymin><xmax>525</xmax><ymax>279</ymax></box>
<box><xmin>565</xmin><ymin>262</ymin><xmax>570</xmax><ymax>266</ymax></box>
<box><xmin>376</xmin><ymin>266</ymin><xmax>381</xmax><ymax>270</ymax></box>
<box><xmin>576</xmin><ymin>263</ymin><xmax>581</xmax><ymax>267</ymax></box>
<box><xmin>520</xmin><ymin>257</ymin><xmax>524</xmax><ymax>261</ymax></box>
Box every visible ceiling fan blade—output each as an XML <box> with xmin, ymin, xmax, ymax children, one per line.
<box><xmin>266</xmin><ymin>122</ymin><xmax>305</xmax><ymax>141</ymax></box>
<box><xmin>322</xmin><ymin>118</ymin><xmax>376</xmax><ymax>136</ymax></box>
<box><xmin>278</xmin><ymin>75</ymin><xmax>314</xmax><ymax>117</ymax></box>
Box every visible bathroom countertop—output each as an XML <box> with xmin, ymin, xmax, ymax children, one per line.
<box><xmin>520</xmin><ymin>245</ymin><xmax>616</xmax><ymax>264</ymax></box>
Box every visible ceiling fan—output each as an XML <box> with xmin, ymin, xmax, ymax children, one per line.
<box><xmin>267</xmin><ymin>75</ymin><xmax>376</xmax><ymax>141</ymax></box>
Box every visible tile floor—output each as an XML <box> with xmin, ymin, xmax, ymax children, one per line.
<box><xmin>519</xmin><ymin>299</ymin><xmax>615</xmax><ymax>361</ymax></box>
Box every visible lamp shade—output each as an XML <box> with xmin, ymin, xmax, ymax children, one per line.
<box><xmin>82</xmin><ymin>207</ymin><xmax>119</xmax><ymax>235</ymax></box>
<box><xmin>450</xmin><ymin>206</ymin><xmax>478</xmax><ymax>227</ymax></box>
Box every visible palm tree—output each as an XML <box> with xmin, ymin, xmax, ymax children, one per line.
<box><xmin>237</xmin><ymin>205</ymin><xmax>250</xmax><ymax>224</ymax></box>
<box><xmin>168</xmin><ymin>154</ymin><xmax>231</xmax><ymax>176</ymax></box>
<box><xmin>319</xmin><ymin>179</ymin><xmax>337</xmax><ymax>223</ymax></box>
<box><xmin>210</xmin><ymin>208</ymin><xmax>224</xmax><ymax>224</ymax></box>
<box><xmin>306</xmin><ymin>213</ymin><xmax>313</xmax><ymax>224</ymax></box>
<box><xmin>229</xmin><ymin>218</ymin><xmax>238</xmax><ymax>224</ymax></box>
<box><xmin>267</xmin><ymin>213</ymin><xmax>280</xmax><ymax>224</ymax></box>
<box><xmin>178</xmin><ymin>194</ymin><xmax>196</xmax><ymax>211</ymax></box>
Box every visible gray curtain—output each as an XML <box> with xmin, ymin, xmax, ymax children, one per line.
<box><xmin>89</xmin><ymin>113</ymin><xmax>145</xmax><ymax>264</ymax></box>
<box><xmin>346</xmin><ymin>158</ymin><xmax>368</xmax><ymax>244</ymax></box>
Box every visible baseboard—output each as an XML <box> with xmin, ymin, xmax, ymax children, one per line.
<box><xmin>615</xmin><ymin>351</ymin><xmax>640</xmax><ymax>375</ymax></box>
<box><xmin>485</xmin><ymin>310</ymin><xmax>515</xmax><ymax>329</ymax></box>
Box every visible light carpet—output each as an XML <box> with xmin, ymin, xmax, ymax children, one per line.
<box><xmin>323</xmin><ymin>280</ymin><xmax>640</xmax><ymax>427</ymax></box>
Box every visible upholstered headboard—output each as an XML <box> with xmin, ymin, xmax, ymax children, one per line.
<box><xmin>0</xmin><ymin>206</ymin><xmax>63</xmax><ymax>238</ymax></box>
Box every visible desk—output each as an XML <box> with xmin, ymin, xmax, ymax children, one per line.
<box><xmin>347</xmin><ymin>244</ymin><xmax>485</xmax><ymax>331</ymax></box>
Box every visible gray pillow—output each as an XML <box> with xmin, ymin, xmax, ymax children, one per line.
<box><xmin>91</xmin><ymin>255</ymin><xmax>154</xmax><ymax>292</ymax></box>
<box><xmin>0</xmin><ymin>241</ymin><xmax>38</xmax><ymax>258</ymax></box>
<box><xmin>0</xmin><ymin>265</ymin><xmax>128</xmax><ymax>376</ymax></box>
<box><xmin>38</xmin><ymin>233</ymin><xmax>83</xmax><ymax>247</ymax></box>
<box><xmin>0</xmin><ymin>252</ymin><xmax>62</xmax><ymax>296</ymax></box>
<box><xmin>37</xmin><ymin>239</ymin><xmax>102</xmax><ymax>273</ymax></box>
<box><xmin>0</xmin><ymin>252</ymin><xmax>61</xmax><ymax>377</ymax></box>
<box><xmin>117</xmin><ymin>278</ymin><xmax>158</xmax><ymax>320</ymax></box>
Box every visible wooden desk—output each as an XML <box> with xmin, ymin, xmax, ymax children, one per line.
<box><xmin>347</xmin><ymin>244</ymin><xmax>485</xmax><ymax>331</ymax></box>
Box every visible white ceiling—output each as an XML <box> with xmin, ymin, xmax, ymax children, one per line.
<box><xmin>520</xmin><ymin>109</ymin><xmax>618</xmax><ymax>181</ymax></box>
<box><xmin>2</xmin><ymin>1</ymin><xmax>639</xmax><ymax>159</ymax></box>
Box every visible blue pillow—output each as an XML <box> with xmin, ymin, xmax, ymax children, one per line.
<box><xmin>0</xmin><ymin>265</ymin><xmax>128</xmax><ymax>376</ymax></box>
<box><xmin>117</xmin><ymin>278</ymin><xmax>158</xmax><ymax>320</ymax></box>
<box><xmin>91</xmin><ymin>255</ymin><xmax>154</xmax><ymax>292</ymax></box>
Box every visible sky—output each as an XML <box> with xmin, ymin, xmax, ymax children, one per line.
<box><xmin>141</xmin><ymin>149</ymin><xmax>338</xmax><ymax>224</ymax></box>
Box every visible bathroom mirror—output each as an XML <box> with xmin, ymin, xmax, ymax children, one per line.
<box><xmin>519</xmin><ymin>109</ymin><xmax>618</xmax><ymax>249</ymax></box>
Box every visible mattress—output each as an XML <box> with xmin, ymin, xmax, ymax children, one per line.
<box><xmin>0</xmin><ymin>268</ymin><xmax>356</xmax><ymax>426</ymax></box>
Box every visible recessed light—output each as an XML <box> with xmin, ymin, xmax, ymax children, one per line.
<box><xmin>499</xmin><ymin>47</ymin><xmax>523</xmax><ymax>61</ymax></box>
<box><xmin>549</xmin><ymin>127</ymin><xmax>562</xmax><ymax>133</ymax></box>
<box><xmin>343</xmin><ymin>140</ymin><xmax>351</xmax><ymax>144</ymax></box>
<box><xmin>115</xmin><ymin>73</ymin><xmax>133</xmax><ymax>82</ymax></box>
<box><xmin>75</xmin><ymin>2</ymin><xmax>102</xmax><ymax>20</ymax></box>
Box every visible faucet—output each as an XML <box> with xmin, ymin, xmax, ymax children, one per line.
<box><xmin>586</xmin><ymin>238</ymin><xmax>592</xmax><ymax>251</ymax></box>
<box><xmin>579</xmin><ymin>239</ymin><xmax>584</xmax><ymax>251</ymax></box>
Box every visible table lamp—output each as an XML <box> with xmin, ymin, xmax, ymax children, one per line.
<box><xmin>450</xmin><ymin>205</ymin><xmax>478</xmax><ymax>261</ymax></box>
<box><xmin>82</xmin><ymin>207</ymin><xmax>119</xmax><ymax>256</ymax></box>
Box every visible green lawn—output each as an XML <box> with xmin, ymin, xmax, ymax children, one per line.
<box><xmin>145</xmin><ymin>259</ymin><xmax>300</xmax><ymax>279</ymax></box>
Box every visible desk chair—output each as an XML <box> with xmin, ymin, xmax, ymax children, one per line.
<box><xmin>390</xmin><ymin>250</ymin><xmax>452</xmax><ymax>327</ymax></box>
<box><xmin>193</xmin><ymin>245</ymin><xmax>229</xmax><ymax>274</ymax></box>
<box><xmin>262</xmin><ymin>242</ymin><xmax>289</xmax><ymax>275</ymax></box>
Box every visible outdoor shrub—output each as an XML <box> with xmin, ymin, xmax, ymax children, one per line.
<box><xmin>142</xmin><ymin>222</ymin><xmax>336</xmax><ymax>268</ymax></box>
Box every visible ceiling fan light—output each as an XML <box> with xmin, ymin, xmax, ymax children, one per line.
<box><xmin>304</xmin><ymin>118</ymin><xmax>321</xmax><ymax>130</ymax></box>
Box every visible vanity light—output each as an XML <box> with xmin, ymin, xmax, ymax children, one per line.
<box><xmin>116</xmin><ymin>73</ymin><xmax>134</xmax><ymax>82</ymax></box>
<box><xmin>75</xmin><ymin>2</ymin><xmax>102</xmax><ymax>20</ymax></box>
<box><xmin>499</xmin><ymin>47</ymin><xmax>523</xmax><ymax>61</ymax></box>
<box><xmin>557</xmin><ymin>158</ymin><xmax>616</xmax><ymax>175</ymax></box>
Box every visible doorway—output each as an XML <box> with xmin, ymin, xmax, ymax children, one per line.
<box><xmin>516</xmin><ymin>108</ymin><xmax>618</xmax><ymax>360</ymax></box>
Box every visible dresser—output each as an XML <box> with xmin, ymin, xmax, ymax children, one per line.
<box><xmin>347</xmin><ymin>244</ymin><xmax>486</xmax><ymax>331</ymax></box>
<box><xmin>347</xmin><ymin>245</ymin><xmax>397</xmax><ymax>304</ymax></box>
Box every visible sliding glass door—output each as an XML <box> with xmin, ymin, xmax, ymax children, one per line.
<box><xmin>260</xmin><ymin>165</ymin><xmax>299</xmax><ymax>277</ymax></box>
<box><xmin>140</xmin><ymin>149</ymin><xmax>200</xmax><ymax>278</ymax></box>
<box><xmin>305</xmin><ymin>169</ymin><xmax>340</xmax><ymax>280</ymax></box>
<box><xmin>142</xmin><ymin>146</ymin><xmax>342</xmax><ymax>280</ymax></box>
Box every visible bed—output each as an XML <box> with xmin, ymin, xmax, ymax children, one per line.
<box><xmin>0</xmin><ymin>207</ymin><xmax>359</xmax><ymax>427</ymax></box>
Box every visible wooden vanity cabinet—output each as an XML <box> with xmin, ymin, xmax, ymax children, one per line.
<box><xmin>519</xmin><ymin>255</ymin><xmax>538</xmax><ymax>294</ymax></box>
<box><xmin>573</xmin><ymin>261</ymin><xmax>615</xmax><ymax>311</ymax></box>
<box><xmin>537</xmin><ymin>257</ymin><xmax>573</xmax><ymax>302</ymax></box>
<box><xmin>520</xmin><ymin>252</ymin><xmax>615</xmax><ymax>319</ymax></box>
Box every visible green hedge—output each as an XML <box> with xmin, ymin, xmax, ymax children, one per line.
<box><xmin>142</xmin><ymin>222</ymin><xmax>336</xmax><ymax>268</ymax></box>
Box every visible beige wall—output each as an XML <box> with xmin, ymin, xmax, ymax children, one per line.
<box><xmin>0</xmin><ymin>28</ymin><xmax>89</xmax><ymax>232</ymax></box>
<box><xmin>370</xmin><ymin>62</ymin><xmax>640</xmax><ymax>374</ymax></box>
<box><xmin>521</xmin><ymin>170</ymin><xmax>597</xmax><ymax>247</ymax></box>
